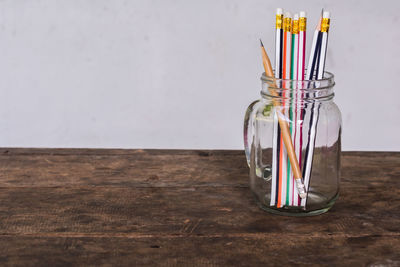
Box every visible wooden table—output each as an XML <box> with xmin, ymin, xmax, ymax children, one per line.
<box><xmin>0</xmin><ymin>149</ymin><xmax>398</xmax><ymax>266</ymax></box>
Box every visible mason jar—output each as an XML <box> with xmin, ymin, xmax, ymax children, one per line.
<box><xmin>244</xmin><ymin>72</ymin><xmax>341</xmax><ymax>216</ymax></box>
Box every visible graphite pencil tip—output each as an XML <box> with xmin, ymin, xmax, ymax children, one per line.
<box><xmin>317</xmin><ymin>9</ymin><xmax>324</xmax><ymax>30</ymax></box>
<box><xmin>260</xmin><ymin>39</ymin><xmax>264</xmax><ymax>47</ymax></box>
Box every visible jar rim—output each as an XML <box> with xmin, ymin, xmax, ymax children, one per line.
<box><xmin>261</xmin><ymin>71</ymin><xmax>335</xmax><ymax>95</ymax></box>
<box><xmin>261</xmin><ymin>70</ymin><xmax>334</xmax><ymax>83</ymax></box>
<box><xmin>260</xmin><ymin>71</ymin><xmax>335</xmax><ymax>100</ymax></box>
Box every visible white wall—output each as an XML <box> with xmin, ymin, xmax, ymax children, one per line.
<box><xmin>0</xmin><ymin>0</ymin><xmax>398</xmax><ymax>151</ymax></box>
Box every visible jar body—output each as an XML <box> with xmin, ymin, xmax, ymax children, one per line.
<box><xmin>244</xmin><ymin>75</ymin><xmax>342</xmax><ymax>216</ymax></box>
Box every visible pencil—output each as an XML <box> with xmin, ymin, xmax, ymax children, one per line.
<box><xmin>271</xmin><ymin>8</ymin><xmax>284</xmax><ymax>206</ymax></box>
<box><xmin>290</xmin><ymin>13</ymin><xmax>299</xmax><ymax>206</ymax></box>
<box><xmin>316</xmin><ymin>11</ymin><xmax>330</xmax><ymax>79</ymax></box>
<box><xmin>294</xmin><ymin>11</ymin><xmax>307</xmax><ymax>206</ymax></box>
<box><xmin>306</xmin><ymin>10</ymin><xmax>323</xmax><ymax>80</ymax></box>
<box><xmin>282</xmin><ymin>12</ymin><xmax>292</xmax><ymax>80</ymax></box>
<box><xmin>301</xmin><ymin>11</ymin><xmax>323</xmax><ymax>206</ymax></box>
<box><xmin>297</xmin><ymin>11</ymin><xmax>307</xmax><ymax>81</ymax></box>
<box><xmin>301</xmin><ymin>11</ymin><xmax>331</xmax><ymax>207</ymax></box>
<box><xmin>278</xmin><ymin>12</ymin><xmax>292</xmax><ymax>207</ymax></box>
<box><xmin>260</xmin><ymin>40</ymin><xmax>306</xmax><ymax>199</ymax></box>
<box><xmin>275</xmin><ymin>8</ymin><xmax>284</xmax><ymax>79</ymax></box>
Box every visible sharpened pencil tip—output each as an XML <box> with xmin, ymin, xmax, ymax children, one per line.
<box><xmin>317</xmin><ymin>9</ymin><xmax>324</xmax><ymax>30</ymax></box>
<box><xmin>260</xmin><ymin>39</ymin><xmax>264</xmax><ymax>47</ymax></box>
<box><xmin>295</xmin><ymin>178</ymin><xmax>307</xmax><ymax>199</ymax></box>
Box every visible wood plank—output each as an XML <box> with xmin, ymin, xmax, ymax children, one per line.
<box><xmin>0</xmin><ymin>235</ymin><xmax>399</xmax><ymax>266</ymax></box>
<box><xmin>0</xmin><ymin>149</ymin><xmax>248</xmax><ymax>187</ymax></box>
<box><xmin>0</xmin><ymin>149</ymin><xmax>398</xmax><ymax>188</ymax></box>
<box><xmin>0</xmin><ymin>186</ymin><xmax>398</xmax><ymax>237</ymax></box>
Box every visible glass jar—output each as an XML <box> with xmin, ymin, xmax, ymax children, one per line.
<box><xmin>244</xmin><ymin>72</ymin><xmax>341</xmax><ymax>216</ymax></box>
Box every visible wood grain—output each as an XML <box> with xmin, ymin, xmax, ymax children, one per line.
<box><xmin>0</xmin><ymin>148</ymin><xmax>398</xmax><ymax>266</ymax></box>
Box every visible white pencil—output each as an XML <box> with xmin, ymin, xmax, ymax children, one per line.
<box><xmin>301</xmin><ymin>11</ymin><xmax>330</xmax><ymax>207</ymax></box>
<box><xmin>297</xmin><ymin>11</ymin><xmax>307</xmax><ymax>81</ymax></box>
<box><xmin>294</xmin><ymin>11</ymin><xmax>306</xmax><ymax>206</ymax></box>
<box><xmin>316</xmin><ymin>11</ymin><xmax>330</xmax><ymax>79</ymax></box>
<box><xmin>289</xmin><ymin>13</ymin><xmax>299</xmax><ymax>206</ymax></box>
<box><xmin>305</xmin><ymin>11</ymin><xmax>322</xmax><ymax>80</ymax></box>
<box><xmin>271</xmin><ymin>7</ymin><xmax>284</xmax><ymax>206</ymax></box>
<box><xmin>275</xmin><ymin>8</ymin><xmax>283</xmax><ymax>79</ymax></box>
<box><xmin>278</xmin><ymin>12</ymin><xmax>292</xmax><ymax>207</ymax></box>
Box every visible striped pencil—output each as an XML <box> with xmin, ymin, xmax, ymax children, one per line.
<box><xmin>289</xmin><ymin>13</ymin><xmax>299</xmax><ymax>206</ymax></box>
<box><xmin>301</xmin><ymin>10</ymin><xmax>327</xmax><ymax>207</ymax></box>
<box><xmin>316</xmin><ymin>11</ymin><xmax>330</xmax><ymax>79</ymax></box>
<box><xmin>277</xmin><ymin>12</ymin><xmax>292</xmax><ymax>208</ymax></box>
<box><xmin>305</xmin><ymin>10</ymin><xmax>323</xmax><ymax>80</ymax></box>
<box><xmin>271</xmin><ymin>8</ymin><xmax>284</xmax><ymax>206</ymax></box>
<box><xmin>297</xmin><ymin>11</ymin><xmax>307</xmax><ymax>81</ymax></box>
<box><xmin>294</xmin><ymin>11</ymin><xmax>307</xmax><ymax>206</ymax></box>
<box><xmin>275</xmin><ymin>8</ymin><xmax>284</xmax><ymax>79</ymax></box>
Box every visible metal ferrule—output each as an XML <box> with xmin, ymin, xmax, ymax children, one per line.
<box><xmin>292</xmin><ymin>19</ymin><xmax>299</xmax><ymax>34</ymax></box>
<box><xmin>299</xmin><ymin>17</ymin><xmax>307</xmax><ymax>32</ymax></box>
<box><xmin>276</xmin><ymin>14</ymin><xmax>283</xmax><ymax>29</ymax></box>
<box><xmin>283</xmin><ymin>17</ymin><xmax>292</xmax><ymax>32</ymax></box>
<box><xmin>321</xmin><ymin>18</ymin><xmax>330</xmax><ymax>33</ymax></box>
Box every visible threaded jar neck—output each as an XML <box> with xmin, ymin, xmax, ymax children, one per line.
<box><xmin>260</xmin><ymin>71</ymin><xmax>335</xmax><ymax>102</ymax></box>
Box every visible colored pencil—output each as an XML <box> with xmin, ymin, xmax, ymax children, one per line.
<box><xmin>301</xmin><ymin>11</ymin><xmax>331</xmax><ymax>207</ymax></box>
<box><xmin>278</xmin><ymin>12</ymin><xmax>292</xmax><ymax>207</ymax></box>
<box><xmin>290</xmin><ymin>13</ymin><xmax>299</xmax><ymax>206</ymax></box>
<box><xmin>294</xmin><ymin>11</ymin><xmax>307</xmax><ymax>206</ymax></box>
<box><xmin>305</xmin><ymin>10</ymin><xmax>323</xmax><ymax>80</ymax></box>
<box><xmin>316</xmin><ymin>11</ymin><xmax>330</xmax><ymax>79</ymax></box>
<box><xmin>271</xmin><ymin>8</ymin><xmax>284</xmax><ymax>206</ymax></box>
